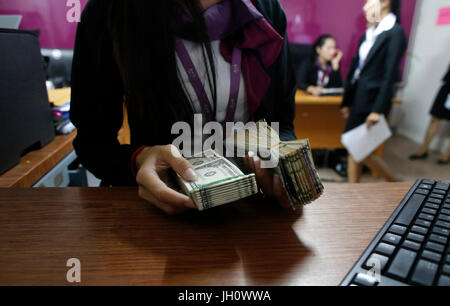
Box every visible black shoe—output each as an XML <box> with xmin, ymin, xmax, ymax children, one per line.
<box><xmin>409</xmin><ymin>153</ymin><xmax>428</xmax><ymax>160</ymax></box>
<box><xmin>437</xmin><ymin>159</ymin><xmax>449</xmax><ymax>165</ymax></box>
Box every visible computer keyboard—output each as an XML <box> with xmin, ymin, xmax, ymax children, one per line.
<box><xmin>341</xmin><ymin>179</ymin><xmax>450</xmax><ymax>286</ymax></box>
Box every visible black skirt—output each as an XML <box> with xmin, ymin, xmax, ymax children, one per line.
<box><xmin>430</xmin><ymin>84</ymin><xmax>450</xmax><ymax>121</ymax></box>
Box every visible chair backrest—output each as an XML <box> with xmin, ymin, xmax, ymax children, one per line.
<box><xmin>289</xmin><ymin>43</ymin><xmax>314</xmax><ymax>87</ymax></box>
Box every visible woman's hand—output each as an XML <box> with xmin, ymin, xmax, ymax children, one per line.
<box><xmin>331</xmin><ymin>50</ymin><xmax>343</xmax><ymax>71</ymax></box>
<box><xmin>307</xmin><ymin>86</ymin><xmax>324</xmax><ymax>97</ymax></box>
<box><xmin>136</xmin><ymin>145</ymin><xmax>197</xmax><ymax>215</ymax></box>
<box><xmin>341</xmin><ymin>106</ymin><xmax>350</xmax><ymax>119</ymax></box>
<box><xmin>245</xmin><ymin>152</ymin><xmax>297</xmax><ymax>210</ymax></box>
<box><xmin>366</xmin><ymin>112</ymin><xmax>381</xmax><ymax>128</ymax></box>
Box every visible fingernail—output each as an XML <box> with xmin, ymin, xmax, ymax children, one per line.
<box><xmin>183</xmin><ymin>168</ymin><xmax>197</xmax><ymax>181</ymax></box>
<box><xmin>248</xmin><ymin>151</ymin><xmax>255</xmax><ymax>158</ymax></box>
<box><xmin>253</xmin><ymin>155</ymin><xmax>260</xmax><ymax>163</ymax></box>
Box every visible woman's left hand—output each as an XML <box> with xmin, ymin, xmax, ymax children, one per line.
<box><xmin>366</xmin><ymin>112</ymin><xmax>381</xmax><ymax>128</ymax></box>
<box><xmin>245</xmin><ymin>152</ymin><xmax>297</xmax><ymax>210</ymax></box>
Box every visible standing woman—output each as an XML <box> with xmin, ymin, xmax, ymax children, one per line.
<box><xmin>409</xmin><ymin>64</ymin><xmax>450</xmax><ymax>164</ymax></box>
<box><xmin>341</xmin><ymin>0</ymin><xmax>407</xmax><ymax>183</ymax></box>
<box><xmin>70</xmin><ymin>0</ymin><xmax>298</xmax><ymax>214</ymax></box>
<box><xmin>298</xmin><ymin>34</ymin><xmax>343</xmax><ymax>97</ymax></box>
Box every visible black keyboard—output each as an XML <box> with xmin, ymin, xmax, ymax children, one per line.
<box><xmin>341</xmin><ymin>179</ymin><xmax>450</xmax><ymax>286</ymax></box>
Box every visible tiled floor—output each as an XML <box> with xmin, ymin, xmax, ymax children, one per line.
<box><xmin>318</xmin><ymin>135</ymin><xmax>449</xmax><ymax>183</ymax></box>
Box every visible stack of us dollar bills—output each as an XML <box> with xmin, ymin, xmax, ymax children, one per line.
<box><xmin>176</xmin><ymin>121</ymin><xmax>324</xmax><ymax>211</ymax></box>
<box><xmin>176</xmin><ymin>149</ymin><xmax>258</xmax><ymax>211</ymax></box>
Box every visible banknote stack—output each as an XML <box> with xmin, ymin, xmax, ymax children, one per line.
<box><xmin>225</xmin><ymin>121</ymin><xmax>324</xmax><ymax>210</ymax></box>
<box><xmin>176</xmin><ymin>149</ymin><xmax>258</xmax><ymax>211</ymax></box>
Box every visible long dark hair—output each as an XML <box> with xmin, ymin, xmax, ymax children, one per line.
<box><xmin>312</xmin><ymin>34</ymin><xmax>335</xmax><ymax>59</ymax></box>
<box><xmin>390</xmin><ymin>0</ymin><xmax>402</xmax><ymax>24</ymax></box>
<box><xmin>103</xmin><ymin>0</ymin><xmax>217</xmax><ymax>143</ymax></box>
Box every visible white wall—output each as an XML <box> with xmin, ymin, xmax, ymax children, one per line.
<box><xmin>393</xmin><ymin>0</ymin><xmax>450</xmax><ymax>152</ymax></box>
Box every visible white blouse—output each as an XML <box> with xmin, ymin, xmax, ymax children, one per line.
<box><xmin>176</xmin><ymin>39</ymin><xmax>249</xmax><ymax>123</ymax></box>
<box><xmin>359</xmin><ymin>12</ymin><xmax>397</xmax><ymax>68</ymax></box>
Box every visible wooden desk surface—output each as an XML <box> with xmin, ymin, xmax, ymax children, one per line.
<box><xmin>0</xmin><ymin>183</ymin><xmax>413</xmax><ymax>286</ymax></box>
<box><xmin>0</xmin><ymin>131</ymin><xmax>77</xmax><ymax>188</ymax></box>
<box><xmin>295</xmin><ymin>90</ymin><xmax>402</xmax><ymax>106</ymax></box>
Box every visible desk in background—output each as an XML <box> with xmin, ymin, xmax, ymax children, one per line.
<box><xmin>0</xmin><ymin>88</ymin><xmax>77</xmax><ymax>187</ymax></box>
<box><xmin>0</xmin><ymin>183</ymin><xmax>412</xmax><ymax>285</ymax></box>
<box><xmin>294</xmin><ymin>90</ymin><xmax>402</xmax><ymax>149</ymax></box>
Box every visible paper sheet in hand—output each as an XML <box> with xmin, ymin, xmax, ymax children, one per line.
<box><xmin>341</xmin><ymin>115</ymin><xmax>392</xmax><ymax>163</ymax></box>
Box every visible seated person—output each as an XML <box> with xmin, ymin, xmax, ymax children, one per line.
<box><xmin>297</xmin><ymin>34</ymin><xmax>343</xmax><ymax>96</ymax></box>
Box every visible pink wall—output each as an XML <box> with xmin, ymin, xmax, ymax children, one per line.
<box><xmin>0</xmin><ymin>0</ymin><xmax>416</xmax><ymax>76</ymax></box>
<box><xmin>0</xmin><ymin>0</ymin><xmax>88</xmax><ymax>49</ymax></box>
<box><xmin>280</xmin><ymin>0</ymin><xmax>417</xmax><ymax>77</ymax></box>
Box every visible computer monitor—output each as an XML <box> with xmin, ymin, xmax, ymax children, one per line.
<box><xmin>0</xmin><ymin>15</ymin><xmax>22</xmax><ymax>29</ymax></box>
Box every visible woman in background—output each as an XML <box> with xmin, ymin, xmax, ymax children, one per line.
<box><xmin>341</xmin><ymin>0</ymin><xmax>407</xmax><ymax>183</ymax></box>
<box><xmin>298</xmin><ymin>34</ymin><xmax>343</xmax><ymax>96</ymax></box>
<box><xmin>410</xmin><ymin>64</ymin><xmax>450</xmax><ymax>165</ymax></box>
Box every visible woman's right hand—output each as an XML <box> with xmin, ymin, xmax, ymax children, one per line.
<box><xmin>341</xmin><ymin>107</ymin><xmax>350</xmax><ymax>119</ymax></box>
<box><xmin>135</xmin><ymin>145</ymin><xmax>197</xmax><ymax>215</ymax></box>
<box><xmin>307</xmin><ymin>86</ymin><xmax>324</xmax><ymax>96</ymax></box>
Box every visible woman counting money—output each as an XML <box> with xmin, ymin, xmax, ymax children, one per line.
<box><xmin>340</xmin><ymin>0</ymin><xmax>407</xmax><ymax>183</ymax></box>
<box><xmin>70</xmin><ymin>0</ymin><xmax>298</xmax><ymax>214</ymax></box>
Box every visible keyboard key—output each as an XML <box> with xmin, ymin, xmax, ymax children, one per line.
<box><xmin>432</xmin><ymin>227</ymin><xmax>450</xmax><ymax>237</ymax></box>
<box><xmin>382</xmin><ymin>233</ymin><xmax>402</xmax><ymax>245</ymax></box>
<box><xmin>435</xmin><ymin>181</ymin><xmax>450</xmax><ymax>191</ymax></box>
<box><xmin>438</xmin><ymin>275</ymin><xmax>450</xmax><ymax>286</ymax></box>
<box><xmin>402</xmin><ymin>240</ymin><xmax>421</xmax><ymax>251</ymax></box>
<box><xmin>411</xmin><ymin>260</ymin><xmax>438</xmax><ymax>286</ymax></box>
<box><xmin>432</xmin><ymin>189</ymin><xmax>446</xmax><ymax>195</ymax></box>
<box><xmin>447</xmin><ymin>255</ymin><xmax>450</xmax><ymax>263</ymax></box>
<box><xmin>419</xmin><ymin>184</ymin><xmax>433</xmax><ymax>190</ymax></box>
<box><xmin>422</xmin><ymin>179</ymin><xmax>436</xmax><ymax>185</ymax></box>
<box><xmin>387</xmin><ymin>248</ymin><xmax>417</xmax><ymax>279</ymax></box>
<box><xmin>443</xmin><ymin>265</ymin><xmax>450</xmax><ymax>275</ymax></box>
<box><xmin>415</xmin><ymin>219</ymin><xmax>432</xmax><ymax>228</ymax></box>
<box><xmin>389</xmin><ymin>224</ymin><xmax>407</xmax><ymax>236</ymax></box>
<box><xmin>438</xmin><ymin>214</ymin><xmax>450</xmax><ymax>222</ymax></box>
<box><xmin>428</xmin><ymin>198</ymin><xmax>443</xmax><ymax>205</ymax></box>
<box><xmin>411</xmin><ymin>225</ymin><xmax>428</xmax><ymax>235</ymax></box>
<box><xmin>396</xmin><ymin>194</ymin><xmax>426</xmax><ymax>226</ymax></box>
<box><xmin>429</xmin><ymin>234</ymin><xmax>448</xmax><ymax>245</ymax></box>
<box><xmin>365</xmin><ymin>253</ymin><xmax>389</xmax><ymax>271</ymax></box>
<box><xmin>436</xmin><ymin>220</ymin><xmax>450</xmax><ymax>230</ymax></box>
<box><xmin>407</xmin><ymin>232</ymin><xmax>424</xmax><ymax>243</ymax></box>
<box><xmin>415</xmin><ymin>189</ymin><xmax>429</xmax><ymax>196</ymax></box>
<box><xmin>353</xmin><ymin>273</ymin><xmax>378</xmax><ymax>286</ymax></box>
<box><xmin>425</xmin><ymin>203</ymin><xmax>440</xmax><ymax>210</ymax></box>
<box><xmin>375</xmin><ymin>243</ymin><xmax>396</xmax><ymax>256</ymax></box>
<box><xmin>442</xmin><ymin>209</ymin><xmax>450</xmax><ymax>216</ymax></box>
<box><xmin>444</xmin><ymin>204</ymin><xmax>450</xmax><ymax>210</ymax></box>
<box><xmin>430</xmin><ymin>193</ymin><xmax>445</xmax><ymax>200</ymax></box>
<box><xmin>418</xmin><ymin>213</ymin><xmax>434</xmax><ymax>222</ymax></box>
<box><xmin>425</xmin><ymin>242</ymin><xmax>445</xmax><ymax>253</ymax></box>
<box><xmin>422</xmin><ymin>250</ymin><xmax>442</xmax><ymax>263</ymax></box>
<box><xmin>421</xmin><ymin>208</ymin><xmax>437</xmax><ymax>215</ymax></box>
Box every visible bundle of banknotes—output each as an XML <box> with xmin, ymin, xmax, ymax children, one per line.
<box><xmin>176</xmin><ymin>149</ymin><xmax>258</xmax><ymax>211</ymax></box>
<box><xmin>176</xmin><ymin>121</ymin><xmax>324</xmax><ymax>211</ymax></box>
<box><xmin>224</xmin><ymin>121</ymin><xmax>324</xmax><ymax>210</ymax></box>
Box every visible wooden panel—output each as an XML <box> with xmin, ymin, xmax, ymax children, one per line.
<box><xmin>295</xmin><ymin>103</ymin><xmax>346</xmax><ymax>149</ymax></box>
<box><xmin>0</xmin><ymin>131</ymin><xmax>77</xmax><ymax>187</ymax></box>
<box><xmin>0</xmin><ymin>183</ymin><xmax>413</xmax><ymax>285</ymax></box>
